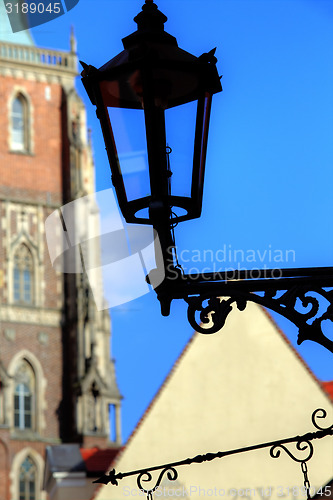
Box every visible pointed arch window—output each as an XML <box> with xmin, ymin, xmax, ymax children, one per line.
<box><xmin>19</xmin><ymin>456</ymin><xmax>36</xmax><ymax>500</ymax></box>
<box><xmin>13</xmin><ymin>244</ymin><xmax>34</xmax><ymax>305</ymax></box>
<box><xmin>11</xmin><ymin>94</ymin><xmax>29</xmax><ymax>152</ymax></box>
<box><xmin>14</xmin><ymin>361</ymin><xmax>35</xmax><ymax>430</ymax></box>
<box><xmin>87</xmin><ymin>382</ymin><xmax>100</xmax><ymax>432</ymax></box>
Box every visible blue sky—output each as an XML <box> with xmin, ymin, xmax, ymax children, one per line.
<box><xmin>21</xmin><ymin>0</ymin><xmax>333</xmax><ymax>442</ymax></box>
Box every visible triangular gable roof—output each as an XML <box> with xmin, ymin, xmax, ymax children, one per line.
<box><xmin>92</xmin><ymin>304</ymin><xmax>333</xmax><ymax>500</ymax></box>
<box><xmin>112</xmin><ymin>307</ymin><xmax>333</xmax><ymax>465</ymax></box>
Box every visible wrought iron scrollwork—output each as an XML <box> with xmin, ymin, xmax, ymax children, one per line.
<box><xmin>312</xmin><ymin>408</ymin><xmax>333</xmax><ymax>431</ymax></box>
<box><xmin>137</xmin><ymin>467</ymin><xmax>178</xmax><ymax>497</ymax></box>
<box><xmin>269</xmin><ymin>440</ymin><xmax>314</xmax><ymax>463</ymax></box>
<box><xmin>185</xmin><ymin>285</ymin><xmax>333</xmax><ymax>353</ymax></box>
<box><xmin>269</xmin><ymin>409</ymin><xmax>333</xmax><ymax>500</ymax></box>
<box><xmin>94</xmin><ymin>408</ymin><xmax>333</xmax><ymax>500</ymax></box>
<box><xmin>186</xmin><ymin>295</ymin><xmax>245</xmax><ymax>335</ymax></box>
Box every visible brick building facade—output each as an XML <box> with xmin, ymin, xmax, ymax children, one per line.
<box><xmin>0</xmin><ymin>8</ymin><xmax>121</xmax><ymax>500</ymax></box>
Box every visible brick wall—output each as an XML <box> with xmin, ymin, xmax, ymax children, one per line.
<box><xmin>0</xmin><ymin>76</ymin><xmax>63</xmax><ymax>205</ymax></box>
<box><xmin>0</xmin><ymin>322</ymin><xmax>62</xmax><ymax>438</ymax></box>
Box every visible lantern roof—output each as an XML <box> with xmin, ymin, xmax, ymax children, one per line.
<box><xmin>122</xmin><ymin>0</ymin><xmax>176</xmax><ymax>48</ymax></box>
<box><xmin>81</xmin><ymin>1</ymin><xmax>221</xmax><ymax>110</ymax></box>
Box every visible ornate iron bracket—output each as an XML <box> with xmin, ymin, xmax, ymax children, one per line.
<box><xmin>154</xmin><ymin>267</ymin><xmax>333</xmax><ymax>353</ymax></box>
<box><xmin>94</xmin><ymin>409</ymin><xmax>333</xmax><ymax>500</ymax></box>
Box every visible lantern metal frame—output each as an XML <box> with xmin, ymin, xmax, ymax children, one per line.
<box><xmin>81</xmin><ymin>0</ymin><xmax>333</xmax><ymax>355</ymax></box>
<box><xmin>81</xmin><ymin>0</ymin><xmax>221</xmax><ymax>227</ymax></box>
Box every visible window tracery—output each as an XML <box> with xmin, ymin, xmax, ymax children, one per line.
<box><xmin>18</xmin><ymin>456</ymin><xmax>37</xmax><ymax>500</ymax></box>
<box><xmin>13</xmin><ymin>244</ymin><xmax>34</xmax><ymax>305</ymax></box>
<box><xmin>14</xmin><ymin>360</ymin><xmax>35</xmax><ymax>431</ymax></box>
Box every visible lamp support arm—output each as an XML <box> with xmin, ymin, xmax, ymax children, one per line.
<box><xmin>151</xmin><ymin>266</ymin><xmax>333</xmax><ymax>353</ymax></box>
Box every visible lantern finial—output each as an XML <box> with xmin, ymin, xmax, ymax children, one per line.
<box><xmin>134</xmin><ymin>0</ymin><xmax>167</xmax><ymax>33</ymax></box>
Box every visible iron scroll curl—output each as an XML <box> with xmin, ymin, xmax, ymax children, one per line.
<box><xmin>137</xmin><ymin>467</ymin><xmax>178</xmax><ymax>496</ymax></box>
<box><xmin>270</xmin><ymin>441</ymin><xmax>314</xmax><ymax>463</ymax></box>
<box><xmin>312</xmin><ymin>408</ymin><xmax>333</xmax><ymax>431</ymax></box>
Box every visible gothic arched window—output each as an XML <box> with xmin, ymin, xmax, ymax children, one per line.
<box><xmin>19</xmin><ymin>456</ymin><xmax>36</xmax><ymax>500</ymax></box>
<box><xmin>14</xmin><ymin>361</ymin><xmax>35</xmax><ymax>430</ymax></box>
<box><xmin>13</xmin><ymin>245</ymin><xmax>34</xmax><ymax>305</ymax></box>
<box><xmin>11</xmin><ymin>94</ymin><xmax>29</xmax><ymax>152</ymax></box>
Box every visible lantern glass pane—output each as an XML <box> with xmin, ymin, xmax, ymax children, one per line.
<box><xmin>108</xmin><ymin>107</ymin><xmax>150</xmax><ymax>202</ymax></box>
<box><xmin>164</xmin><ymin>100</ymin><xmax>197</xmax><ymax>204</ymax></box>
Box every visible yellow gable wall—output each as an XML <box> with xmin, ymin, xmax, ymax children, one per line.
<box><xmin>96</xmin><ymin>304</ymin><xmax>333</xmax><ymax>500</ymax></box>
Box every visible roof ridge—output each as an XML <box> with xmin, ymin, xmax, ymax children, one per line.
<box><xmin>115</xmin><ymin>331</ymin><xmax>198</xmax><ymax>461</ymax></box>
<box><xmin>261</xmin><ymin>307</ymin><xmax>333</xmax><ymax>403</ymax></box>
